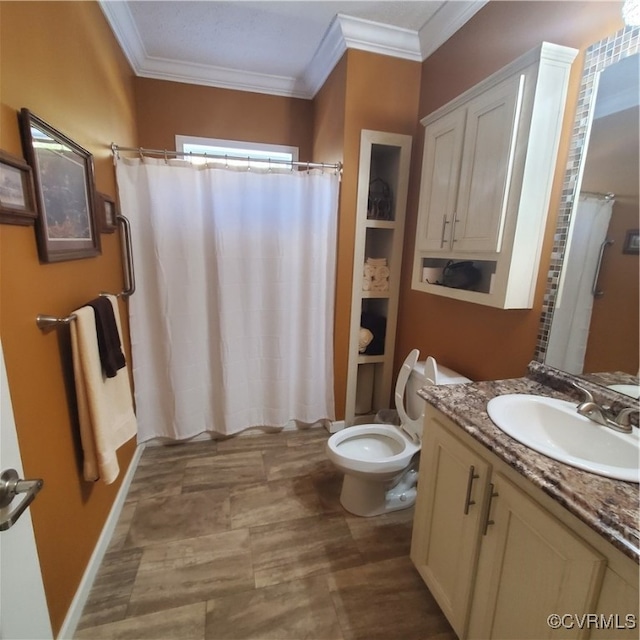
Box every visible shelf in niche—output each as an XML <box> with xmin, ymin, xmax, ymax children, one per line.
<box><xmin>365</xmin><ymin>220</ymin><xmax>396</xmax><ymax>229</ymax></box>
<box><xmin>358</xmin><ymin>354</ymin><xmax>386</xmax><ymax>364</ymax></box>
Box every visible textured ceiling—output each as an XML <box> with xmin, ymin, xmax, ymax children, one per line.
<box><xmin>99</xmin><ymin>1</ymin><xmax>487</xmax><ymax>98</ymax></box>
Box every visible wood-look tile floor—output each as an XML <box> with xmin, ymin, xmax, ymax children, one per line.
<box><xmin>75</xmin><ymin>428</ymin><xmax>455</xmax><ymax>640</ymax></box>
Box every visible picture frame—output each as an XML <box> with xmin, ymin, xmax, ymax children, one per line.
<box><xmin>623</xmin><ymin>229</ymin><xmax>639</xmax><ymax>255</ymax></box>
<box><xmin>18</xmin><ymin>108</ymin><xmax>101</xmax><ymax>263</ymax></box>
<box><xmin>97</xmin><ymin>192</ymin><xmax>118</xmax><ymax>233</ymax></box>
<box><xmin>0</xmin><ymin>149</ymin><xmax>38</xmax><ymax>226</ymax></box>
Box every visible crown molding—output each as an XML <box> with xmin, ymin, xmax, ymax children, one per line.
<box><xmin>99</xmin><ymin>0</ymin><xmax>487</xmax><ymax>100</ymax></box>
<box><xmin>301</xmin><ymin>16</ymin><xmax>348</xmax><ymax>99</ymax></box>
<box><xmin>418</xmin><ymin>0</ymin><xmax>489</xmax><ymax>60</ymax></box>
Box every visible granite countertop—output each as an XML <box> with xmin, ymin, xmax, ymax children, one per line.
<box><xmin>417</xmin><ymin>364</ymin><xmax>640</xmax><ymax>563</ymax></box>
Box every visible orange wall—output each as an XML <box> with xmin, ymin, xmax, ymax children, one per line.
<box><xmin>0</xmin><ymin>1</ymin><xmax>138</xmax><ymax>634</ymax></box>
<box><xmin>320</xmin><ymin>50</ymin><xmax>421</xmax><ymax>419</ymax></box>
<box><xmin>396</xmin><ymin>1</ymin><xmax>625</xmax><ymax>382</ymax></box>
<box><xmin>134</xmin><ymin>77</ymin><xmax>314</xmax><ymax>159</ymax></box>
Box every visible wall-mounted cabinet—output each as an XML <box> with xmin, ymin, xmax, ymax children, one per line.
<box><xmin>412</xmin><ymin>42</ymin><xmax>578</xmax><ymax>309</ymax></box>
<box><xmin>345</xmin><ymin>130</ymin><xmax>412</xmax><ymax>426</ymax></box>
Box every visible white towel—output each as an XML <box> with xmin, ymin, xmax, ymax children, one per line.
<box><xmin>70</xmin><ymin>295</ymin><xmax>137</xmax><ymax>484</ymax></box>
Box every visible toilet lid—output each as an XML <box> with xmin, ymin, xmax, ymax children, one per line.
<box><xmin>394</xmin><ymin>349</ymin><xmax>422</xmax><ymax>443</ymax></box>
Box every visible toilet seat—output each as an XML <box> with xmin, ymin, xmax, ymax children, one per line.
<box><xmin>394</xmin><ymin>348</ymin><xmax>422</xmax><ymax>443</ymax></box>
<box><xmin>327</xmin><ymin>424</ymin><xmax>419</xmax><ymax>475</ymax></box>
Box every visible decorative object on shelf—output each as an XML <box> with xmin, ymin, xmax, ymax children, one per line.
<box><xmin>441</xmin><ymin>260</ymin><xmax>481</xmax><ymax>290</ymax></box>
<box><xmin>360</xmin><ymin>311</ymin><xmax>386</xmax><ymax>355</ymax></box>
<box><xmin>363</xmin><ymin>257</ymin><xmax>390</xmax><ymax>292</ymax></box>
<box><xmin>422</xmin><ymin>266</ymin><xmax>443</xmax><ymax>284</ymax></box>
<box><xmin>18</xmin><ymin>108</ymin><xmax>101</xmax><ymax>262</ymax></box>
<box><xmin>367</xmin><ymin>177</ymin><xmax>393</xmax><ymax>220</ymax></box>
<box><xmin>623</xmin><ymin>229</ymin><xmax>639</xmax><ymax>255</ymax></box>
<box><xmin>358</xmin><ymin>327</ymin><xmax>374</xmax><ymax>353</ymax></box>
<box><xmin>97</xmin><ymin>192</ymin><xmax>118</xmax><ymax>234</ymax></box>
<box><xmin>0</xmin><ymin>149</ymin><xmax>37</xmax><ymax>226</ymax></box>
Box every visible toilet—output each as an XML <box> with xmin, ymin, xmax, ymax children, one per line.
<box><xmin>326</xmin><ymin>349</ymin><xmax>470</xmax><ymax>517</ymax></box>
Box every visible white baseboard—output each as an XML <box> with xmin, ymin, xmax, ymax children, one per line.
<box><xmin>57</xmin><ymin>444</ymin><xmax>145</xmax><ymax>639</ymax></box>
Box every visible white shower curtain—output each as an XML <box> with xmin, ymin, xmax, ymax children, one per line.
<box><xmin>115</xmin><ymin>157</ymin><xmax>339</xmax><ymax>442</ymax></box>
<box><xmin>546</xmin><ymin>193</ymin><xmax>614</xmax><ymax>373</ymax></box>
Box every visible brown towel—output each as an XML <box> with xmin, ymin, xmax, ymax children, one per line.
<box><xmin>87</xmin><ymin>296</ymin><xmax>126</xmax><ymax>378</ymax></box>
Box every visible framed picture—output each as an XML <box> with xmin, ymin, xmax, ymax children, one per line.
<box><xmin>97</xmin><ymin>192</ymin><xmax>118</xmax><ymax>233</ymax></box>
<box><xmin>0</xmin><ymin>150</ymin><xmax>38</xmax><ymax>226</ymax></box>
<box><xmin>623</xmin><ymin>229</ymin><xmax>639</xmax><ymax>255</ymax></box>
<box><xmin>19</xmin><ymin>108</ymin><xmax>101</xmax><ymax>262</ymax></box>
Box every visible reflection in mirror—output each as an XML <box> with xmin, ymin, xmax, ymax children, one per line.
<box><xmin>535</xmin><ymin>27</ymin><xmax>640</xmax><ymax>400</ymax></box>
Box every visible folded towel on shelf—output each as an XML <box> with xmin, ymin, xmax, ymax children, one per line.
<box><xmin>370</xmin><ymin>279</ymin><xmax>389</xmax><ymax>292</ymax></box>
<box><xmin>86</xmin><ymin>296</ymin><xmax>126</xmax><ymax>378</ymax></box>
<box><xmin>366</xmin><ymin>257</ymin><xmax>387</xmax><ymax>267</ymax></box>
<box><xmin>363</xmin><ymin>263</ymin><xmax>376</xmax><ymax>278</ymax></box>
<box><xmin>373</xmin><ymin>265</ymin><xmax>390</xmax><ymax>280</ymax></box>
<box><xmin>70</xmin><ymin>294</ymin><xmax>137</xmax><ymax>484</ymax></box>
<box><xmin>362</xmin><ymin>276</ymin><xmax>372</xmax><ymax>291</ymax></box>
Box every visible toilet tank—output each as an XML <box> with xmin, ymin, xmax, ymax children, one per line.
<box><xmin>406</xmin><ymin>359</ymin><xmax>471</xmax><ymax>420</ymax></box>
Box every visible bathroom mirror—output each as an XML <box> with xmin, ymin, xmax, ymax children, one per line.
<box><xmin>535</xmin><ymin>26</ymin><xmax>639</xmax><ymax>398</ymax></box>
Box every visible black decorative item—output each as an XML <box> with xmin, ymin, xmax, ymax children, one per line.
<box><xmin>367</xmin><ymin>178</ymin><xmax>393</xmax><ymax>221</ymax></box>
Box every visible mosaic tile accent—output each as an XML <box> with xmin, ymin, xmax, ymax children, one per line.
<box><xmin>534</xmin><ymin>26</ymin><xmax>640</xmax><ymax>362</ymax></box>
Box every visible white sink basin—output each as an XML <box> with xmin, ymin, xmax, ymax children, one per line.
<box><xmin>487</xmin><ymin>394</ymin><xmax>640</xmax><ymax>483</ymax></box>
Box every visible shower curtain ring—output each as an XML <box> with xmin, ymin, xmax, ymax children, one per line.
<box><xmin>247</xmin><ymin>155</ymin><xmax>251</xmax><ymax>171</ymax></box>
<box><xmin>163</xmin><ymin>149</ymin><xmax>168</xmax><ymax>164</ymax></box>
<box><xmin>268</xmin><ymin>157</ymin><xmax>271</xmax><ymax>172</ymax></box>
<box><xmin>138</xmin><ymin>147</ymin><xmax>144</xmax><ymax>161</ymax></box>
<box><xmin>306</xmin><ymin>161</ymin><xmax>310</xmax><ymax>174</ymax></box>
<box><xmin>224</xmin><ymin>154</ymin><xmax>228</xmax><ymax>168</ymax></box>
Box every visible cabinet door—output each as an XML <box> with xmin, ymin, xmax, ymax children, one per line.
<box><xmin>453</xmin><ymin>74</ymin><xmax>524</xmax><ymax>253</ymax></box>
<box><xmin>416</xmin><ymin>108</ymin><xmax>466</xmax><ymax>252</ymax></box>
<box><xmin>468</xmin><ymin>472</ymin><xmax>605</xmax><ymax>639</ymax></box>
<box><xmin>411</xmin><ymin>416</ymin><xmax>490</xmax><ymax>638</ymax></box>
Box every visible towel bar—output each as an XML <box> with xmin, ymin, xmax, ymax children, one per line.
<box><xmin>36</xmin><ymin>313</ymin><xmax>77</xmax><ymax>333</ymax></box>
<box><xmin>36</xmin><ymin>292</ymin><xmax>122</xmax><ymax>333</ymax></box>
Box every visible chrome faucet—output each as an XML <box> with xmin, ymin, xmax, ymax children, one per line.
<box><xmin>570</xmin><ymin>381</ymin><xmax>637</xmax><ymax>434</ymax></box>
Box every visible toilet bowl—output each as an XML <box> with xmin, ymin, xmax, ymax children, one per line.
<box><xmin>326</xmin><ymin>349</ymin><xmax>470</xmax><ymax>517</ymax></box>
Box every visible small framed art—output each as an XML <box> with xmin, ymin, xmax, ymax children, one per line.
<box><xmin>97</xmin><ymin>192</ymin><xmax>118</xmax><ymax>233</ymax></box>
<box><xmin>0</xmin><ymin>149</ymin><xmax>38</xmax><ymax>226</ymax></box>
<box><xmin>623</xmin><ymin>229</ymin><xmax>639</xmax><ymax>255</ymax></box>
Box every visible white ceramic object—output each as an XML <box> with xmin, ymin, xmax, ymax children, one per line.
<box><xmin>327</xmin><ymin>349</ymin><xmax>470</xmax><ymax>516</ymax></box>
<box><xmin>487</xmin><ymin>394</ymin><xmax>640</xmax><ymax>482</ymax></box>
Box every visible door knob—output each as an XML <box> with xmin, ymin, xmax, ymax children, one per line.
<box><xmin>0</xmin><ymin>468</ymin><xmax>43</xmax><ymax>532</ymax></box>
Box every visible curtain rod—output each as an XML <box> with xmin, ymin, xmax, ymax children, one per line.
<box><xmin>111</xmin><ymin>143</ymin><xmax>342</xmax><ymax>172</ymax></box>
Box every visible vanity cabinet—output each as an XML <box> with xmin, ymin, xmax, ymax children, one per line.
<box><xmin>344</xmin><ymin>130</ymin><xmax>412</xmax><ymax>426</ymax></box>
<box><xmin>412</xmin><ymin>42</ymin><xmax>578</xmax><ymax>309</ymax></box>
<box><xmin>412</xmin><ymin>406</ymin><xmax>639</xmax><ymax>639</ymax></box>
<box><xmin>410</xmin><ymin>416</ymin><xmax>491</xmax><ymax>637</ymax></box>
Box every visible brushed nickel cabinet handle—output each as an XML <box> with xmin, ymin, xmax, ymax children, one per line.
<box><xmin>483</xmin><ymin>483</ymin><xmax>499</xmax><ymax>535</ymax></box>
<box><xmin>463</xmin><ymin>465</ymin><xmax>480</xmax><ymax>514</ymax></box>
